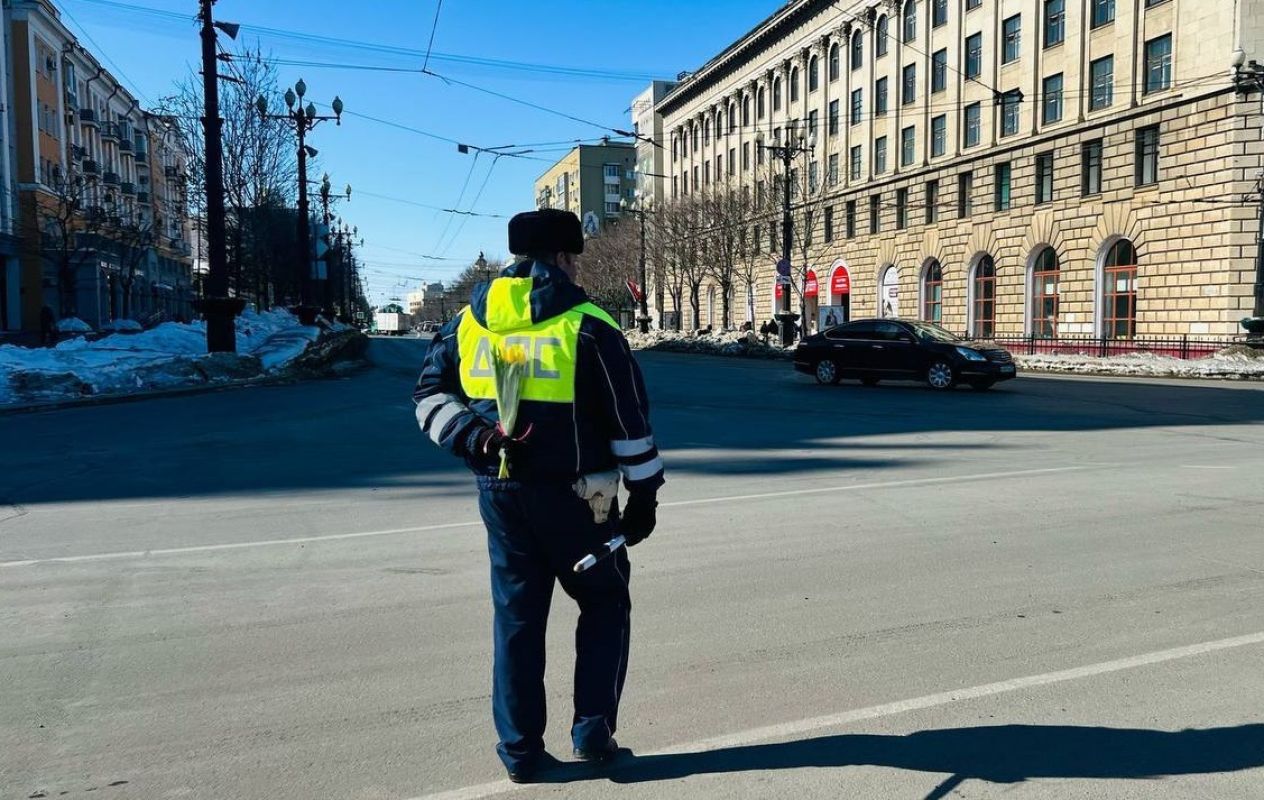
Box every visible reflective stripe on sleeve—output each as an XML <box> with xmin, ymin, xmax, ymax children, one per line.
<box><xmin>428</xmin><ymin>403</ymin><xmax>465</xmax><ymax>445</ymax></box>
<box><xmin>611</xmin><ymin>436</ymin><xmax>655</xmax><ymax>457</ymax></box>
<box><xmin>620</xmin><ymin>456</ymin><xmax>665</xmax><ymax>483</ymax></box>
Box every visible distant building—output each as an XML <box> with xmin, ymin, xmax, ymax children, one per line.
<box><xmin>533</xmin><ymin>141</ymin><xmax>637</xmax><ymax>236</ymax></box>
<box><xmin>407</xmin><ymin>282</ymin><xmax>445</xmax><ymax>317</ymax></box>
<box><xmin>8</xmin><ymin>0</ymin><xmax>194</xmax><ymax>332</ymax></box>
<box><xmin>629</xmin><ymin>80</ymin><xmax>677</xmax><ymax>209</ymax></box>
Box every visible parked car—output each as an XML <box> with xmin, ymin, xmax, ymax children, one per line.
<box><xmin>793</xmin><ymin>318</ymin><xmax>1017</xmax><ymax>390</ymax></box>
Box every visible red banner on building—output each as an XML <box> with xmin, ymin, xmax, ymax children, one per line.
<box><xmin>805</xmin><ymin>270</ymin><xmax>819</xmax><ymax>298</ymax></box>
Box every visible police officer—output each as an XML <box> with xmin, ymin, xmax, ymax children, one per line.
<box><xmin>413</xmin><ymin>209</ymin><xmax>664</xmax><ymax>782</ymax></box>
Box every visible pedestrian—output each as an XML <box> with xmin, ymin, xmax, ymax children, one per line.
<box><xmin>413</xmin><ymin>209</ymin><xmax>665</xmax><ymax>783</ymax></box>
<box><xmin>39</xmin><ymin>305</ymin><xmax>56</xmax><ymax>346</ymax></box>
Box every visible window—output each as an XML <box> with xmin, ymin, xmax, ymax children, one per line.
<box><xmin>1145</xmin><ymin>0</ymin><xmax>1170</xmax><ymax>6</ymax></box>
<box><xmin>1035</xmin><ymin>151</ymin><xmax>1054</xmax><ymax>204</ymax></box>
<box><xmin>828</xmin><ymin>153</ymin><xmax>840</xmax><ymax>186</ymax></box>
<box><xmin>958</xmin><ymin>171</ymin><xmax>973</xmax><ymax>217</ymax></box>
<box><xmin>804</xmin><ymin>209</ymin><xmax>814</xmax><ymax>247</ymax></box>
<box><xmin>829</xmin><ymin>43</ymin><xmax>840</xmax><ymax>81</ymax></box>
<box><xmin>846</xmin><ymin>201</ymin><xmax>856</xmax><ymax>238</ymax></box>
<box><xmin>1090</xmin><ymin>56</ymin><xmax>1114</xmax><ymax>110</ymax></box>
<box><xmin>902</xmin><ymin>64</ymin><xmax>917</xmax><ymax>105</ymax></box>
<box><xmin>829</xmin><ymin>100</ymin><xmax>840</xmax><ymax>136</ymax></box>
<box><xmin>703</xmin><ymin>117</ymin><xmax>710</xmax><ymax>144</ymax></box>
<box><xmin>875</xmin><ymin>136</ymin><xmax>888</xmax><ymax>174</ymax></box>
<box><xmin>1082</xmin><ymin>139</ymin><xmax>1103</xmax><ymax>195</ymax></box>
<box><xmin>850</xmin><ymin>88</ymin><xmax>863</xmax><ymax>125</ymax></box>
<box><xmin>604</xmin><ymin>163</ymin><xmax>621</xmax><ymax>179</ymax></box>
<box><xmin>758</xmin><ymin>87</ymin><xmax>767</xmax><ymax>118</ymax></box>
<box><xmin>901</xmin><ymin>126</ymin><xmax>917</xmax><ymax>167</ymax></box>
<box><xmin>964</xmin><ymin>102</ymin><xmax>982</xmax><ymax>147</ymax></box>
<box><xmin>729</xmin><ymin>103</ymin><xmax>738</xmax><ymax>134</ymax></box>
<box><xmin>931</xmin><ymin>115</ymin><xmax>946</xmax><ymax>157</ymax></box>
<box><xmin>809</xmin><ymin>56</ymin><xmax>820</xmax><ymax>92</ymax></box>
<box><xmin>809</xmin><ymin>160</ymin><xmax>820</xmax><ymax>193</ymax></box>
<box><xmin>1001</xmin><ymin>90</ymin><xmax>1022</xmax><ymax>137</ymax></box>
<box><xmin>704</xmin><ymin>162</ymin><xmax>710</xmax><ymax>184</ymax></box>
<box><xmin>932</xmin><ymin>49</ymin><xmax>948</xmax><ymax>93</ymax></box>
<box><xmin>896</xmin><ymin>187</ymin><xmax>909</xmax><ymax>229</ymax></box>
<box><xmin>1003</xmin><ymin>15</ymin><xmax>1022</xmax><ymax>64</ymax></box>
<box><xmin>1031</xmin><ymin>247</ymin><xmax>1060</xmax><ymax>338</ymax></box>
<box><xmin>1091</xmin><ymin>0</ymin><xmax>1115</xmax><ymax>28</ymax></box>
<box><xmin>605</xmin><ymin>202</ymin><xmax>622</xmax><ymax>215</ymax></box>
<box><xmin>790</xmin><ymin>67</ymin><xmax>801</xmax><ymax>102</ymax></box>
<box><xmin>967</xmin><ymin>0</ymin><xmax>982</xmax><ymax>9</ymax></box>
<box><xmin>903</xmin><ymin>0</ymin><xmax>917</xmax><ymax>42</ymax></box>
<box><xmin>743</xmin><ymin>96</ymin><xmax>752</xmax><ymax>126</ymax></box>
<box><xmin>965</xmin><ymin>33</ymin><xmax>983</xmax><ymax>78</ymax></box>
<box><xmin>773</xmin><ymin>77</ymin><xmax>783</xmax><ymax>110</ymax></box>
<box><xmin>851</xmin><ymin>33</ymin><xmax>864</xmax><ymax>71</ymax></box>
<box><xmin>972</xmin><ymin>256</ymin><xmax>997</xmax><ymax>338</ymax></box>
<box><xmin>870</xmin><ymin>195</ymin><xmax>881</xmax><ymax>234</ymax></box>
<box><xmin>672</xmin><ymin>176</ymin><xmax>678</xmax><ymax>198</ymax></box>
<box><xmin>926</xmin><ymin>180</ymin><xmax>939</xmax><ymax>223</ymax></box>
<box><xmin>1044</xmin><ymin>0</ymin><xmax>1065</xmax><ymax>47</ymax></box>
<box><xmin>1144</xmin><ymin>35</ymin><xmax>1172</xmax><ymax>94</ymax></box>
<box><xmin>769</xmin><ymin>221</ymin><xmax>778</xmax><ymax>252</ymax></box>
<box><xmin>1136</xmin><ymin>125</ymin><xmax>1160</xmax><ymax>186</ymax></box>
<box><xmin>933</xmin><ymin>0</ymin><xmax>947</xmax><ymax>28</ymax></box>
<box><xmin>877</xmin><ymin>16</ymin><xmax>890</xmax><ymax>57</ymax></box>
<box><xmin>1102</xmin><ymin>239</ymin><xmax>1137</xmax><ymax>339</ymax></box>
<box><xmin>728</xmin><ymin>148</ymin><xmax>735</xmax><ymax>175</ymax></box>
<box><xmin>808</xmin><ymin>109</ymin><xmax>819</xmax><ymax>138</ymax></box>
<box><xmin>742</xmin><ymin>142</ymin><xmax>751</xmax><ymax>171</ymax></box>
<box><xmin>850</xmin><ymin>145</ymin><xmax>863</xmax><ymax>180</ymax></box>
<box><xmin>824</xmin><ymin>206</ymin><xmax>835</xmax><ymax>242</ymax></box>
<box><xmin>995</xmin><ymin>162</ymin><xmax>1012</xmax><ymax>211</ymax></box>
<box><xmin>1042</xmin><ymin>74</ymin><xmax>1063</xmax><ymax>124</ymax></box>
<box><xmin>876</xmin><ymin>77</ymin><xmax>889</xmax><ymax>116</ymax></box>
<box><xmin>923</xmin><ymin>261</ymin><xmax>943</xmax><ymax>323</ymax></box>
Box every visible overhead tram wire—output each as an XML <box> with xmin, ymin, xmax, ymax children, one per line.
<box><xmin>435</xmin><ymin>154</ymin><xmax>503</xmax><ymax>257</ymax></box>
<box><xmin>60</xmin><ymin>3</ymin><xmax>152</xmax><ymax>103</ymax></box>
<box><xmin>421</xmin><ymin>0</ymin><xmax>444</xmax><ymax>73</ymax></box>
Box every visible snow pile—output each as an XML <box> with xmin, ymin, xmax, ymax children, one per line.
<box><xmin>101</xmin><ymin>318</ymin><xmax>144</xmax><ymax>333</ymax></box>
<box><xmin>55</xmin><ymin>317</ymin><xmax>91</xmax><ymax>334</ymax></box>
<box><xmin>1016</xmin><ymin>349</ymin><xmax>1264</xmax><ymax>380</ymax></box>
<box><xmin>626</xmin><ymin>329</ymin><xmax>794</xmax><ymax>360</ymax></box>
<box><xmin>0</xmin><ymin>309</ymin><xmax>323</xmax><ymax>405</ymax></box>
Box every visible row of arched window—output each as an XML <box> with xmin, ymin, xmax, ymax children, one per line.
<box><xmin>891</xmin><ymin>239</ymin><xmax>1138</xmax><ymax>339</ymax></box>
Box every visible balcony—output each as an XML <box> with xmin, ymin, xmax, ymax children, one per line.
<box><xmin>136</xmin><ymin>191</ymin><xmax>150</xmax><ymax>204</ymax></box>
<box><xmin>134</xmin><ymin>149</ymin><xmax>148</xmax><ymax>165</ymax></box>
<box><xmin>121</xmin><ymin>181</ymin><xmax>136</xmax><ymax>195</ymax></box>
<box><xmin>163</xmin><ymin>165</ymin><xmax>179</xmax><ymax>179</ymax></box>
<box><xmin>100</xmin><ymin>122</ymin><xmax>119</xmax><ymax>142</ymax></box>
<box><xmin>119</xmin><ymin>138</ymin><xmax>134</xmax><ymax>154</ymax></box>
<box><xmin>82</xmin><ymin>159</ymin><xmax>100</xmax><ymax>176</ymax></box>
<box><xmin>102</xmin><ymin>171</ymin><xmax>120</xmax><ymax>186</ymax></box>
<box><xmin>79</xmin><ymin>108</ymin><xmax>98</xmax><ymax>128</ymax></box>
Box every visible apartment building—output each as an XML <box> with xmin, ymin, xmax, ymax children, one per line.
<box><xmin>0</xmin><ymin>10</ymin><xmax>21</xmax><ymax>334</ymax></box>
<box><xmin>534</xmin><ymin>141</ymin><xmax>638</xmax><ymax>235</ymax></box>
<box><xmin>9</xmin><ymin>0</ymin><xmax>193</xmax><ymax>332</ymax></box>
<box><xmin>660</xmin><ymin>0</ymin><xmax>1262</xmax><ymax>337</ymax></box>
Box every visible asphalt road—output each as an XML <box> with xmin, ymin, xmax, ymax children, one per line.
<box><xmin>3</xmin><ymin>337</ymin><xmax>1264</xmax><ymax>800</ymax></box>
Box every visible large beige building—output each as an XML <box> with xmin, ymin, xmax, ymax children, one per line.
<box><xmin>659</xmin><ymin>0</ymin><xmax>1262</xmax><ymax>338</ymax></box>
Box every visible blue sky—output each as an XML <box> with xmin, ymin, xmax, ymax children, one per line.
<box><xmin>59</xmin><ymin>0</ymin><xmax>775</xmax><ymax>306</ymax></box>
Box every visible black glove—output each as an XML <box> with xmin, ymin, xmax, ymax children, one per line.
<box><xmin>620</xmin><ymin>492</ymin><xmax>658</xmax><ymax>547</ymax></box>
<box><xmin>468</xmin><ymin>425</ymin><xmax>510</xmax><ymax>472</ymax></box>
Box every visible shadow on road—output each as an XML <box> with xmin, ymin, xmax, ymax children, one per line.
<box><xmin>532</xmin><ymin>724</ymin><xmax>1264</xmax><ymax>798</ymax></box>
<box><xmin>1</xmin><ymin>340</ymin><xmax>1260</xmax><ymax>505</ymax></box>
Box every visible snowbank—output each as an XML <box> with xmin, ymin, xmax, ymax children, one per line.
<box><xmin>55</xmin><ymin>317</ymin><xmax>91</xmax><ymax>334</ymax></box>
<box><xmin>625</xmin><ymin>329</ymin><xmax>1264</xmax><ymax>381</ymax></box>
<box><xmin>0</xmin><ymin>309</ymin><xmax>325</xmax><ymax>406</ymax></box>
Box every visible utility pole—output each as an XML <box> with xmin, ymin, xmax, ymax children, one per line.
<box><xmin>756</xmin><ymin>120</ymin><xmax>815</xmax><ymax>347</ymax></box>
<box><xmin>196</xmin><ymin>0</ymin><xmax>243</xmax><ymax>352</ymax></box>
<box><xmin>1233</xmin><ymin>50</ymin><xmax>1264</xmax><ymax>338</ymax></box>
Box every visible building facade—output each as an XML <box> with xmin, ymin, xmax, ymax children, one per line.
<box><xmin>534</xmin><ymin>141</ymin><xmax>637</xmax><ymax>235</ymax></box>
<box><xmin>659</xmin><ymin>0</ymin><xmax>1262</xmax><ymax>338</ymax></box>
<box><xmin>8</xmin><ymin>0</ymin><xmax>193</xmax><ymax>333</ymax></box>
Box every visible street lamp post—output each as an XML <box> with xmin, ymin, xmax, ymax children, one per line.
<box><xmin>257</xmin><ymin>81</ymin><xmax>343</xmax><ymax>325</ymax></box>
<box><xmin>1233</xmin><ymin>49</ymin><xmax>1264</xmax><ymax>339</ymax></box>
<box><xmin>756</xmin><ymin>120</ymin><xmax>816</xmax><ymax>347</ymax></box>
<box><xmin>620</xmin><ymin>196</ymin><xmax>651</xmax><ymax>334</ymax></box>
<box><xmin>476</xmin><ymin>251</ymin><xmax>490</xmax><ymax>283</ymax></box>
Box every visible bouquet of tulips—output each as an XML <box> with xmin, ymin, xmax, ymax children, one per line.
<box><xmin>491</xmin><ymin>342</ymin><xmax>530</xmax><ymax>479</ymax></box>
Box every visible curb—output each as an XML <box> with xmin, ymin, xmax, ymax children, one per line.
<box><xmin>0</xmin><ymin>373</ymin><xmax>301</xmax><ymax>417</ymax></box>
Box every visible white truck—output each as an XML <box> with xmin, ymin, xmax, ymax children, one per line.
<box><xmin>374</xmin><ymin>311</ymin><xmax>411</xmax><ymax>336</ymax></box>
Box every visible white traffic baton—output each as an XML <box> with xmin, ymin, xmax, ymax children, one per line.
<box><xmin>573</xmin><ymin>535</ymin><xmax>627</xmax><ymax>574</ymax></box>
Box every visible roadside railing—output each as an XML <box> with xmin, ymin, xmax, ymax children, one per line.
<box><xmin>978</xmin><ymin>334</ymin><xmax>1248</xmax><ymax>360</ymax></box>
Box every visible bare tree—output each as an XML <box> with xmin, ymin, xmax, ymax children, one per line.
<box><xmin>576</xmin><ymin>220</ymin><xmax>638</xmax><ymax>319</ymax></box>
<box><xmin>700</xmin><ymin>180</ymin><xmax>763</xmax><ymax>330</ymax></box>
<box><xmin>113</xmin><ymin>214</ymin><xmax>156</xmax><ymax>320</ymax></box>
<box><xmin>155</xmin><ymin>44</ymin><xmax>297</xmax><ymax>308</ymax></box>
<box><xmin>40</xmin><ymin>164</ymin><xmax>104</xmax><ymax>319</ymax></box>
<box><xmin>788</xmin><ymin>147</ymin><xmax>832</xmax><ymax>335</ymax></box>
<box><xmin>656</xmin><ymin>196</ymin><xmax>706</xmax><ymax>330</ymax></box>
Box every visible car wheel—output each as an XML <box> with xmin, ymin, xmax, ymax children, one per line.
<box><xmin>861</xmin><ymin>376</ymin><xmax>880</xmax><ymax>387</ymax></box>
<box><xmin>969</xmin><ymin>380</ymin><xmax>996</xmax><ymax>391</ymax></box>
<box><xmin>926</xmin><ymin>360</ymin><xmax>956</xmax><ymax>390</ymax></box>
<box><xmin>814</xmin><ymin>358</ymin><xmax>841</xmax><ymax>385</ymax></box>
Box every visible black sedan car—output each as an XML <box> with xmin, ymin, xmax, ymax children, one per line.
<box><xmin>794</xmin><ymin>319</ymin><xmax>1017</xmax><ymax>390</ymax></box>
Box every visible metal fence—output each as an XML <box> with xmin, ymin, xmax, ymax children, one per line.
<box><xmin>979</xmin><ymin>334</ymin><xmax>1249</xmax><ymax>360</ymax></box>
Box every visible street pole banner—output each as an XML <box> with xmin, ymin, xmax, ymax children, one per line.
<box><xmin>626</xmin><ymin>279</ymin><xmax>643</xmax><ymax>303</ymax></box>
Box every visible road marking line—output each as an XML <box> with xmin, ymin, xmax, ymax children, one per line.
<box><xmin>0</xmin><ymin>466</ymin><xmax>1093</xmax><ymax>568</ymax></box>
<box><xmin>406</xmin><ymin>630</ymin><xmax>1264</xmax><ymax>800</ymax></box>
<box><xmin>660</xmin><ymin>466</ymin><xmax>1091</xmax><ymax>508</ymax></box>
<box><xmin>0</xmin><ymin>522</ymin><xmax>484</xmax><ymax>568</ymax></box>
